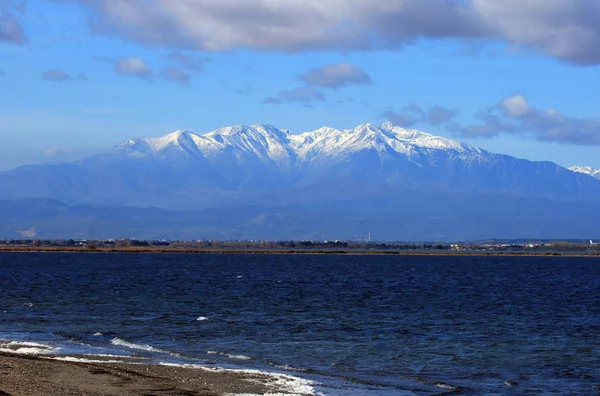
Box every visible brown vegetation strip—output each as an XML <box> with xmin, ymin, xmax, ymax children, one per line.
<box><xmin>0</xmin><ymin>246</ymin><xmax>598</xmax><ymax>257</ymax></box>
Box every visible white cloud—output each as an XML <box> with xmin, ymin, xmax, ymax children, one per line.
<box><xmin>264</xmin><ymin>86</ymin><xmax>325</xmax><ymax>105</ymax></box>
<box><xmin>41</xmin><ymin>69</ymin><xmax>73</xmax><ymax>82</ymax></box>
<box><xmin>501</xmin><ymin>94</ymin><xmax>531</xmax><ymax>118</ymax></box>
<box><xmin>114</xmin><ymin>57</ymin><xmax>153</xmax><ymax>79</ymax></box>
<box><xmin>382</xmin><ymin>104</ymin><xmax>457</xmax><ymax>128</ymax></box>
<box><xmin>298</xmin><ymin>62</ymin><xmax>372</xmax><ymax>88</ymax></box>
<box><xmin>159</xmin><ymin>66</ymin><xmax>190</xmax><ymax>86</ymax></box>
<box><xmin>450</xmin><ymin>94</ymin><xmax>600</xmax><ymax>145</ymax></box>
<box><xmin>58</xmin><ymin>0</ymin><xmax>600</xmax><ymax>64</ymax></box>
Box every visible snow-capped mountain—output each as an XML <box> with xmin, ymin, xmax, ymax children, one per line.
<box><xmin>108</xmin><ymin>122</ymin><xmax>596</xmax><ymax>199</ymax></box>
<box><xmin>2</xmin><ymin>122</ymin><xmax>600</xmax><ymax>240</ymax></box>
<box><xmin>118</xmin><ymin>122</ymin><xmax>480</xmax><ymax>167</ymax></box>
<box><xmin>3</xmin><ymin>122</ymin><xmax>600</xmax><ymax>205</ymax></box>
<box><xmin>569</xmin><ymin>166</ymin><xmax>600</xmax><ymax>180</ymax></box>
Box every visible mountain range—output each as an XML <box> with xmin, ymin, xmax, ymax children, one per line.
<box><xmin>1</xmin><ymin>122</ymin><xmax>599</xmax><ymax>241</ymax></box>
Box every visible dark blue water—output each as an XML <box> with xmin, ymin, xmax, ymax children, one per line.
<box><xmin>1</xmin><ymin>253</ymin><xmax>599</xmax><ymax>395</ymax></box>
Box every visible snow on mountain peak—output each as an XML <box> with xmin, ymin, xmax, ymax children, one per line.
<box><xmin>119</xmin><ymin>122</ymin><xmax>484</xmax><ymax>168</ymax></box>
<box><xmin>569</xmin><ymin>166</ymin><xmax>600</xmax><ymax>180</ymax></box>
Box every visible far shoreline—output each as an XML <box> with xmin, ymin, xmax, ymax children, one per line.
<box><xmin>0</xmin><ymin>245</ymin><xmax>599</xmax><ymax>257</ymax></box>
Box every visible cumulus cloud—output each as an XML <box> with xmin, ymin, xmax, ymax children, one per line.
<box><xmin>55</xmin><ymin>0</ymin><xmax>600</xmax><ymax>64</ymax></box>
<box><xmin>298</xmin><ymin>63</ymin><xmax>372</xmax><ymax>88</ymax></box>
<box><xmin>265</xmin><ymin>62</ymin><xmax>370</xmax><ymax>106</ymax></box>
<box><xmin>41</xmin><ymin>69</ymin><xmax>73</xmax><ymax>82</ymax></box>
<box><xmin>424</xmin><ymin>105</ymin><xmax>458</xmax><ymax>125</ymax></box>
<box><xmin>473</xmin><ymin>0</ymin><xmax>600</xmax><ymax>65</ymax></box>
<box><xmin>382</xmin><ymin>111</ymin><xmax>420</xmax><ymax>128</ymax></box>
<box><xmin>159</xmin><ymin>66</ymin><xmax>190</xmax><ymax>86</ymax></box>
<box><xmin>450</xmin><ymin>94</ymin><xmax>600</xmax><ymax>145</ymax></box>
<box><xmin>114</xmin><ymin>57</ymin><xmax>153</xmax><ymax>79</ymax></box>
<box><xmin>0</xmin><ymin>0</ymin><xmax>26</xmax><ymax>45</ymax></box>
<box><xmin>97</xmin><ymin>55</ymin><xmax>192</xmax><ymax>85</ymax></box>
<box><xmin>264</xmin><ymin>86</ymin><xmax>325</xmax><ymax>105</ymax></box>
<box><xmin>383</xmin><ymin>104</ymin><xmax>458</xmax><ymax>127</ymax></box>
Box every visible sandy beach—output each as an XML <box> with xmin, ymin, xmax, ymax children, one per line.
<box><xmin>0</xmin><ymin>351</ymin><xmax>313</xmax><ymax>396</ymax></box>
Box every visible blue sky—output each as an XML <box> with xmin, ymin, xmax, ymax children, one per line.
<box><xmin>1</xmin><ymin>0</ymin><xmax>600</xmax><ymax>170</ymax></box>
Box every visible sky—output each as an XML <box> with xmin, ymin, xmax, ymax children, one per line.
<box><xmin>1</xmin><ymin>0</ymin><xmax>600</xmax><ymax>170</ymax></box>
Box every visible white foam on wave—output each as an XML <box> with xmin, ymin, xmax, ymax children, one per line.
<box><xmin>196</xmin><ymin>316</ymin><xmax>209</xmax><ymax>321</ymax></box>
<box><xmin>207</xmin><ymin>350</ymin><xmax>253</xmax><ymax>360</ymax></box>
<box><xmin>0</xmin><ymin>341</ymin><xmax>59</xmax><ymax>355</ymax></box>
<box><xmin>434</xmin><ymin>382</ymin><xmax>459</xmax><ymax>390</ymax></box>
<box><xmin>0</xmin><ymin>347</ymin><xmax>56</xmax><ymax>355</ymax></box>
<box><xmin>158</xmin><ymin>363</ymin><xmax>319</xmax><ymax>395</ymax></box>
<box><xmin>7</xmin><ymin>341</ymin><xmax>51</xmax><ymax>348</ymax></box>
<box><xmin>224</xmin><ymin>393</ymin><xmax>316</xmax><ymax>396</ymax></box>
<box><xmin>110</xmin><ymin>337</ymin><xmax>180</xmax><ymax>357</ymax></box>
<box><xmin>271</xmin><ymin>364</ymin><xmax>307</xmax><ymax>372</ymax></box>
<box><xmin>83</xmin><ymin>353</ymin><xmax>131</xmax><ymax>358</ymax></box>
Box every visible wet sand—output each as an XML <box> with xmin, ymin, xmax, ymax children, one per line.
<box><xmin>0</xmin><ymin>352</ymin><xmax>311</xmax><ymax>396</ymax></box>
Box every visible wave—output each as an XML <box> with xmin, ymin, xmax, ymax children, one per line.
<box><xmin>110</xmin><ymin>337</ymin><xmax>180</xmax><ymax>357</ymax></box>
<box><xmin>207</xmin><ymin>350</ymin><xmax>253</xmax><ymax>360</ymax></box>
<box><xmin>0</xmin><ymin>340</ymin><xmax>59</xmax><ymax>355</ymax></box>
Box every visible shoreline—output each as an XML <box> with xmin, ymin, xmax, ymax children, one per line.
<box><xmin>0</xmin><ymin>246</ymin><xmax>599</xmax><ymax>257</ymax></box>
<box><xmin>0</xmin><ymin>351</ymin><xmax>315</xmax><ymax>396</ymax></box>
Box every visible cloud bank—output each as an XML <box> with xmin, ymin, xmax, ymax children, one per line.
<box><xmin>450</xmin><ymin>94</ymin><xmax>600</xmax><ymax>146</ymax></box>
<box><xmin>56</xmin><ymin>0</ymin><xmax>600</xmax><ymax>65</ymax></box>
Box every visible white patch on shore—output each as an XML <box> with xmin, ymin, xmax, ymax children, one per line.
<box><xmin>158</xmin><ymin>363</ymin><xmax>319</xmax><ymax>395</ymax></box>
<box><xmin>47</xmin><ymin>356</ymin><xmax>128</xmax><ymax>364</ymax></box>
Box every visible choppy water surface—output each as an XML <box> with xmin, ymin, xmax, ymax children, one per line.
<box><xmin>1</xmin><ymin>253</ymin><xmax>599</xmax><ymax>395</ymax></box>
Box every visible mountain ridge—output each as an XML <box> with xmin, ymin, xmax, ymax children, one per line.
<box><xmin>1</xmin><ymin>122</ymin><xmax>599</xmax><ymax>240</ymax></box>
